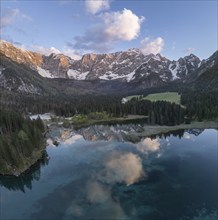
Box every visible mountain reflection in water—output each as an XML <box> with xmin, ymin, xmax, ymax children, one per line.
<box><xmin>0</xmin><ymin>128</ymin><xmax>217</xmax><ymax>220</ymax></box>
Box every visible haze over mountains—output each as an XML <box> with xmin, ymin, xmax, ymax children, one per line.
<box><xmin>0</xmin><ymin>40</ymin><xmax>217</xmax><ymax>95</ymax></box>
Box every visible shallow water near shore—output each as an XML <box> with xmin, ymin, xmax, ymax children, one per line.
<box><xmin>0</xmin><ymin>129</ymin><xmax>217</xmax><ymax>220</ymax></box>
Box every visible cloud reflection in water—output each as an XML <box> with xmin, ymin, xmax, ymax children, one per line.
<box><xmin>98</xmin><ymin>151</ymin><xmax>146</xmax><ymax>185</ymax></box>
<box><xmin>136</xmin><ymin>137</ymin><xmax>160</xmax><ymax>154</ymax></box>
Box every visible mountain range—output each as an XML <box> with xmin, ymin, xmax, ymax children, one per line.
<box><xmin>0</xmin><ymin>40</ymin><xmax>217</xmax><ymax>95</ymax></box>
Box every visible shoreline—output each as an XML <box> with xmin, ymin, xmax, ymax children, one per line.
<box><xmin>0</xmin><ymin>149</ymin><xmax>47</xmax><ymax>177</ymax></box>
<box><xmin>76</xmin><ymin>120</ymin><xmax>218</xmax><ymax>143</ymax></box>
<box><xmin>135</xmin><ymin>120</ymin><xmax>218</xmax><ymax>137</ymax></box>
<box><xmin>1</xmin><ymin>119</ymin><xmax>217</xmax><ymax>177</ymax></box>
<box><xmin>73</xmin><ymin>115</ymin><xmax>148</xmax><ymax>129</ymax></box>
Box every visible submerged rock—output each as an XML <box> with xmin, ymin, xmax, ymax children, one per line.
<box><xmin>53</xmin><ymin>139</ymin><xmax>59</xmax><ymax>146</ymax></box>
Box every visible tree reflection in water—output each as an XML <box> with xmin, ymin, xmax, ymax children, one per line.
<box><xmin>0</xmin><ymin>151</ymin><xmax>49</xmax><ymax>193</ymax></box>
<box><xmin>0</xmin><ymin>129</ymin><xmax>205</xmax><ymax>193</ymax></box>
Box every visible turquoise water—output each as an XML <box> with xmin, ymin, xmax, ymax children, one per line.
<box><xmin>0</xmin><ymin>129</ymin><xmax>217</xmax><ymax>220</ymax></box>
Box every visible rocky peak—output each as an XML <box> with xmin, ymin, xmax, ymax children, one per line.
<box><xmin>41</xmin><ymin>53</ymin><xmax>71</xmax><ymax>78</ymax></box>
<box><xmin>127</xmin><ymin>48</ymin><xmax>142</xmax><ymax>55</ymax></box>
<box><xmin>0</xmin><ymin>40</ymin><xmax>42</xmax><ymax>67</ymax></box>
<box><xmin>168</xmin><ymin>55</ymin><xmax>201</xmax><ymax>80</ymax></box>
<box><xmin>81</xmin><ymin>53</ymin><xmax>97</xmax><ymax>64</ymax></box>
<box><xmin>185</xmin><ymin>53</ymin><xmax>198</xmax><ymax>59</ymax></box>
<box><xmin>184</xmin><ymin>54</ymin><xmax>201</xmax><ymax>64</ymax></box>
<box><xmin>194</xmin><ymin>50</ymin><xmax>218</xmax><ymax>77</ymax></box>
<box><xmin>156</xmin><ymin>53</ymin><xmax>163</xmax><ymax>60</ymax></box>
<box><xmin>47</xmin><ymin>53</ymin><xmax>71</xmax><ymax>68</ymax></box>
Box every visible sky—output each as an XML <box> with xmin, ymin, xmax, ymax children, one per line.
<box><xmin>0</xmin><ymin>0</ymin><xmax>217</xmax><ymax>60</ymax></box>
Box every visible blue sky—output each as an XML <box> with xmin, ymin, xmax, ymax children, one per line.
<box><xmin>0</xmin><ymin>0</ymin><xmax>217</xmax><ymax>60</ymax></box>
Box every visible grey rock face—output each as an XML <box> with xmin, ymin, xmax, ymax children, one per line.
<box><xmin>69</xmin><ymin>48</ymin><xmax>145</xmax><ymax>80</ymax></box>
<box><xmin>42</xmin><ymin>53</ymin><xmax>71</xmax><ymax>78</ymax></box>
<box><xmin>195</xmin><ymin>51</ymin><xmax>218</xmax><ymax>77</ymax></box>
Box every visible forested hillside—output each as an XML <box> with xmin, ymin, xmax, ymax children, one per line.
<box><xmin>181</xmin><ymin>90</ymin><xmax>218</xmax><ymax>121</ymax></box>
<box><xmin>0</xmin><ymin>110</ymin><xmax>45</xmax><ymax>175</ymax></box>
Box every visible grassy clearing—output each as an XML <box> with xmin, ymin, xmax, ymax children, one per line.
<box><xmin>144</xmin><ymin>92</ymin><xmax>181</xmax><ymax>104</ymax></box>
<box><xmin>125</xmin><ymin>92</ymin><xmax>181</xmax><ymax>105</ymax></box>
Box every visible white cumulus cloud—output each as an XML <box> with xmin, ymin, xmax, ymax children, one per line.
<box><xmin>85</xmin><ymin>0</ymin><xmax>110</xmax><ymax>14</ymax></box>
<box><xmin>102</xmin><ymin>8</ymin><xmax>144</xmax><ymax>41</ymax></box>
<box><xmin>74</xmin><ymin>8</ymin><xmax>144</xmax><ymax>52</ymax></box>
<box><xmin>140</xmin><ymin>37</ymin><xmax>164</xmax><ymax>55</ymax></box>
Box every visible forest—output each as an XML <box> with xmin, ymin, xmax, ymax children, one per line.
<box><xmin>0</xmin><ymin>87</ymin><xmax>217</xmax><ymax>175</ymax></box>
<box><xmin>0</xmin><ymin>109</ymin><xmax>45</xmax><ymax>175</ymax></box>
<box><xmin>0</xmin><ymin>89</ymin><xmax>217</xmax><ymax>125</ymax></box>
<box><xmin>181</xmin><ymin>90</ymin><xmax>218</xmax><ymax>121</ymax></box>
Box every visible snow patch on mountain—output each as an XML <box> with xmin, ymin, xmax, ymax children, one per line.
<box><xmin>198</xmin><ymin>62</ymin><xmax>202</xmax><ymax>68</ymax></box>
<box><xmin>37</xmin><ymin>67</ymin><xmax>55</xmax><ymax>78</ymax></box>
<box><xmin>67</xmin><ymin>69</ymin><xmax>89</xmax><ymax>80</ymax></box>
<box><xmin>99</xmin><ymin>69</ymin><xmax>136</xmax><ymax>81</ymax></box>
<box><xmin>99</xmin><ymin>72</ymin><xmax>123</xmax><ymax>80</ymax></box>
<box><xmin>169</xmin><ymin>62</ymin><xmax>179</xmax><ymax>80</ymax></box>
<box><xmin>126</xmin><ymin>70</ymin><xmax>136</xmax><ymax>82</ymax></box>
<box><xmin>68</xmin><ymin>69</ymin><xmax>80</xmax><ymax>78</ymax></box>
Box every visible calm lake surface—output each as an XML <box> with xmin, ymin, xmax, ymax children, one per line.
<box><xmin>0</xmin><ymin>129</ymin><xmax>217</xmax><ymax>220</ymax></box>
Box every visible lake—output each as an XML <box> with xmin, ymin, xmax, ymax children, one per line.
<box><xmin>0</xmin><ymin>129</ymin><xmax>217</xmax><ymax>220</ymax></box>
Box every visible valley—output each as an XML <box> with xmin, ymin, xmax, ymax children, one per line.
<box><xmin>0</xmin><ymin>0</ymin><xmax>217</xmax><ymax>219</ymax></box>
<box><xmin>0</xmin><ymin>40</ymin><xmax>218</xmax><ymax>176</ymax></box>
<box><xmin>0</xmin><ymin>37</ymin><xmax>217</xmax><ymax>176</ymax></box>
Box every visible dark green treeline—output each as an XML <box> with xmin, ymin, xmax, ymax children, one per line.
<box><xmin>0</xmin><ymin>109</ymin><xmax>45</xmax><ymax>175</ymax></box>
